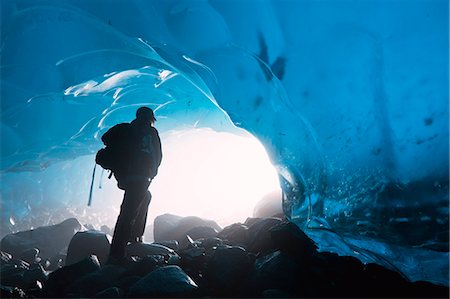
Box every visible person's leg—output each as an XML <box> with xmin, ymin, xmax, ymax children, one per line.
<box><xmin>130</xmin><ymin>190</ymin><xmax>151</xmax><ymax>242</ymax></box>
<box><xmin>109</xmin><ymin>184</ymin><xmax>144</xmax><ymax>258</ymax></box>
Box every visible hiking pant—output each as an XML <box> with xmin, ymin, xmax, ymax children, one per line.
<box><xmin>109</xmin><ymin>179</ymin><xmax>151</xmax><ymax>258</ymax></box>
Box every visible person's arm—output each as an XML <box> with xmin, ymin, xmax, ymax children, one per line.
<box><xmin>150</xmin><ymin>127</ymin><xmax>162</xmax><ymax>178</ymax></box>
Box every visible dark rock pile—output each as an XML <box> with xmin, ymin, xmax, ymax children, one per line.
<box><xmin>1</xmin><ymin>215</ymin><xmax>448</xmax><ymax>298</ymax></box>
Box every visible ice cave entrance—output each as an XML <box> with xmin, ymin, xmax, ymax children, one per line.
<box><xmin>148</xmin><ymin>128</ymin><xmax>281</xmax><ymax>228</ymax></box>
<box><xmin>89</xmin><ymin>127</ymin><xmax>281</xmax><ymax>233</ymax></box>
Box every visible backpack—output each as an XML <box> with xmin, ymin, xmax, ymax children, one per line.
<box><xmin>95</xmin><ymin>123</ymin><xmax>133</xmax><ymax>177</ymax></box>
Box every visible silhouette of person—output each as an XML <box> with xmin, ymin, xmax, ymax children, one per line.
<box><xmin>103</xmin><ymin>107</ymin><xmax>162</xmax><ymax>262</ymax></box>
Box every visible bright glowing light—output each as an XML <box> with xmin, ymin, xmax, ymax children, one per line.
<box><xmin>148</xmin><ymin>128</ymin><xmax>281</xmax><ymax>227</ymax></box>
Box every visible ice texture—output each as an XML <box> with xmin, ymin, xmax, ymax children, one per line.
<box><xmin>1</xmin><ymin>0</ymin><xmax>448</xmax><ymax>286</ymax></box>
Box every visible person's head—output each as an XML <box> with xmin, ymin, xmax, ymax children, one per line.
<box><xmin>136</xmin><ymin>106</ymin><xmax>156</xmax><ymax>125</ymax></box>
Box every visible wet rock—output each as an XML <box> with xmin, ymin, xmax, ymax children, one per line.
<box><xmin>154</xmin><ymin>214</ymin><xmax>221</xmax><ymax>243</ymax></box>
<box><xmin>154</xmin><ymin>240</ymin><xmax>179</xmax><ymax>251</ymax></box>
<box><xmin>127</xmin><ymin>265</ymin><xmax>198</xmax><ymax>298</ymax></box>
<box><xmin>204</xmin><ymin>245</ymin><xmax>254</xmax><ymax>296</ymax></box>
<box><xmin>0</xmin><ymin>218</ymin><xmax>83</xmax><ymax>261</ymax></box>
<box><xmin>199</xmin><ymin>237</ymin><xmax>223</xmax><ymax>250</ymax></box>
<box><xmin>1</xmin><ymin>258</ymin><xmax>31</xmax><ymax>288</ymax></box>
<box><xmin>95</xmin><ymin>286</ymin><xmax>122</xmax><ymax>298</ymax></box>
<box><xmin>21</xmin><ymin>264</ymin><xmax>47</xmax><ymax>290</ymax></box>
<box><xmin>252</xmin><ymin>250</ymin><xmax>302</xmax><ymax>297</ymax></box>
<box><xmin>185</xmin><ymin>226</ymin><xmax>219</xmax><ymax>241</ymax></box>
<box><xmin>66</xmin><ymin>230</ymin><xmax>111</xmax><ymax>266</ymax></box>
<box><xmin>0</xmin><ymin>285</ymin><xmax>26</xmax><ymax>298</ymax></box>
<box><xmin>217</xmin><ymin>223</ymin><xmax>249</xmax><ymax>247</ymax></box>
<box><xmin>179</xmin><ymin>246</ymin><xmax>206</xmax><ymax>273</ymax></box>
<box><xmin>17</xmin><ymin>248</ymin><xmax>40</xmax><ymax>265</ymax></box>
<box><xmin>124</xmin><ymin>255</ymin><xmax>162</xmax><ymax>277</ymax></box>
<box><xmin>362</xmin><ymin>263</ymin><xmax>411</xmax><ymax>297</ymax></box>
<box><xmin>116</xmin><ymin>275</ymin><xmax>141</xmax><ymax>292</ymax></box>
<box><xmin>1</xmin><ymin>265</ymin><xmax>27</xmax><ymax>288</ymax></box>
<box><xmin>247</xmin><ymin>217</ymin><xmax>283</xmax><ymax>254</ymax></box>
<box><xmin>269</xmin><ymin>221</ymin><xmax>317</xmax><ymax>256</ymax></box>
<box><xmin>44</xmin><ymin>255</ymin><xmax>101</xmax><ymax>297</ymax></box>
<box><xmin>65</xmin><ymin>264</ymin><xmax>127</xmax><ymax>297</ymax></box>
<box><xmin>126</xmin><ymin>242</ymin><xmax>176</xmax><ymax>259</ymax></box>
<box><xmin>0</xmin><ymin>251</ymin><xmax>12</xmax><ymax>265</ymax></box>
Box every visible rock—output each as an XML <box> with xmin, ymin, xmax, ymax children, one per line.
<box><xmin>253</xmin><ymin>250</ymin><xmax>302</xmax><ymax>297</ymax></box>
<box><xmin>154</xmin><ymin>214</ymin><xmax>221</xmax><ymax>243</ymax></box>
<box><xmin>0</xmin><ymin>251</ymin><xmax>12</xmax><ymax>265</ymax></box>
<box><xmin>100</xmin><ymin>225</ymin><xmax>112</xmax><ymax>236</ymax></box>
<box><xmin>244</xmin><ymin>217</ymin><xmax>263</xmax><ymax>227</ymax></box>
<box><xmin>116</xmin><ymin>275</ymin><xmax>141</xmax><ymax>292</ymax></box>
<box><xmin>199</xmin><ymin>237</ymin><xmax>223</xmax><ymax>250</ymax></box>
<box><xmin>0</xmin><ymin>285</ymin><xmax>26</xmax><ymax>298</ymax></box>
<box><xmin>217</xmin><ymin>223</ymin><xmax>249</xmax><ymax>247</ymax></box>
<box><xmin>154</xmin><ymin>240</ymin><xmax>179</xmax><ymax>251</ymax></box>
<box><xmin>127</xmin><ymin>265</ymin><xmax>198</xmax><ymax>298</ymax></box>
<box><xmin>1</xmin><ymin>264</ymin><xmax>27</xmax><ymax>288</ymax></box>
<box><xmin>66</xmin><ymin>230</ymin><xmax>111</xmax><ymax>266</ymax></box>
<box><xmin>18</xmin><ymin>248</ymin><xmax>40</xmax><ymax>265</ymax></box>
<box><xmin>247</xmin><ymin>218</ymin><xmax>283</xmax><ymax>254</ymax></box>
<box><xmin>0</xmin><ymin>258</ymin><xmax>31</xmax><ymax>288</ymax></box>
<box><xmin>125</xmin><ymin>255</ymin><xmax>161</xmax><ymax>277</ymax></box>
<box><xmin>126</xmin><ymin>242</ymin><xmax>176</xmax><ymax>259</ymax></box>
<box><xmin>185</xmin><ymin>226</ymin><xmax>219</xmax><ymax>241</ymax></box>
<box><xmin>269</xmin><ymin>221</ymin><xmax>317</xmax><ymax>256</ymax></box>
<box><xmin>44</xmin><ymin>255</ymin><xmax>100</xmax><ymax>297</ymax></box>
<box><xmin>65</xmin><ymin>264</ymin><xmax>127</xmax><ymax>297</ymax></box>
<box><xmin>0</xmin><ymin>218</ymin><xmax>83</xmax><ymax>261</ymax></box>
<box><xmin>204</xmin><ymin>245</ymin><xmax>254</xmax><ymax>296</ymax></box>
<box><xmin>21</xmin><ymin>264</ymin><xmax>48</xmax><ymax>290</ymax></box>
<box><xmin>253</xmin><ymin>190</ymin><xmax>283</xmax><ymax>218</ymax></box>
<box><xmin>95</xmin><ymin>286</ymin><xmax>122</xmax><ymax>298</ymax></box>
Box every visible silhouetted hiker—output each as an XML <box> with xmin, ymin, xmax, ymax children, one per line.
<box><xmin>97</xmin><ymin>107</ymin><xmax>162</xmax><ymax>263</ymax></box>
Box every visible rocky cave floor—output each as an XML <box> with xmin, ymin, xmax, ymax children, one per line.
<box><xmin>0</xmin><ymin>215</ymin><xmax>449</xmax><ymax>298</ymax></box>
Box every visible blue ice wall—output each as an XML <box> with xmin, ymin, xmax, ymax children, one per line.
<box><xmin>1</xmin><ymin>0</ymin><xmax>448</xmax><ymax>285</ymax></box>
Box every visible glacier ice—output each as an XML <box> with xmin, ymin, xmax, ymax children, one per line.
<box><xmin>1</xmin><ymin>0</ymin><xmax>448</xmax><ymax>286</ymax></box>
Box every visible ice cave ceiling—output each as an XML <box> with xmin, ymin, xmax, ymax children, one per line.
<box><xmin>1</xmin><ymin>0</ymin><xmax>448</xmax><ymax>286</ymax></box>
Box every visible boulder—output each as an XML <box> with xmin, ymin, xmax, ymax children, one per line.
<box><xmin>0</xmin><ymin>285</ymin><xmax>26</xmax><ymax>298</ymax></box>
<box><xmin>125</xmin><ymin>255</ymin><xmax>161</xmax><ymax>277</ymax></box>
<box><xmin>44</xmin><ymin>255</ymin><xmax>100</xmax><ymax>297</ymax></box>
<box><xmin>253</xmin><ymin>190</ymin><xmax>283</xmax><ymax>218</ymax></box>
<box><xmin>269</xmin><ymin>221</ymin><xmax>317</xmax><ymax>256</ymax></box>
<box><xmin>17</xmin><ymin>248</ymin><xmax>40</xmax><ymax>265</ymax></box>
<box><xmin>154</xmin><ymin>240</ymin><xmax>179</xmax><ymax>251</ymax></box>
<box><xmin>217</xmin><ymin>223</ymin><xmax>249</xmax><ymax>247</ymax></box>
<box><xmin>66</xmin><ymin>230</ymin><xmax>111</xmax><ymax>266</ymax></box>
<box><xmin>127</xmin><ymin>265</ymin><xmax>198</xmax><ymax>298</ymax></box>
<box><xmin>204</xmin><ymin>245</ymin><xmax>254</xmax><ymax>296</ymax></box>
<box><xmin>247</xmin><ymin>218</ymin><xmax>282</xmax><ymax>254</ymax></box>
<box><xmin>21</xmin><ymin>264</ymin><xmax>48</xmax><ymax>290</ymax></box>
<box><xmin>64</xmin><ymin>264</ymin><xmax>127</xmax><ymax>297</ymax></box>
<box><xmin>0</xmin><ymin>251</ymin><xmax>12</xmax><ymax>265</ymax></box>
<box><xmin>126</xmin><ymin>242</ymin><xmax>176</xmax><ymax>259</ymax></box>
<box><xmin>0</xmin><ymin>218</ymin><xmax>83</xmax><ymax>261</ymax></box>
<box><xmin>185</xmin><ymin>226</ymin><xmax>219</xmax><ymax>241</ymax></box>
<box><xmin>154</xmin><ymin>214</ymin><xmax>221</xmax><ymax>243</ymax></box>
<box><xmin>252</xmin><ymin>250</ymin><xmax>302</xmax><ymax>297</ymax></box>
